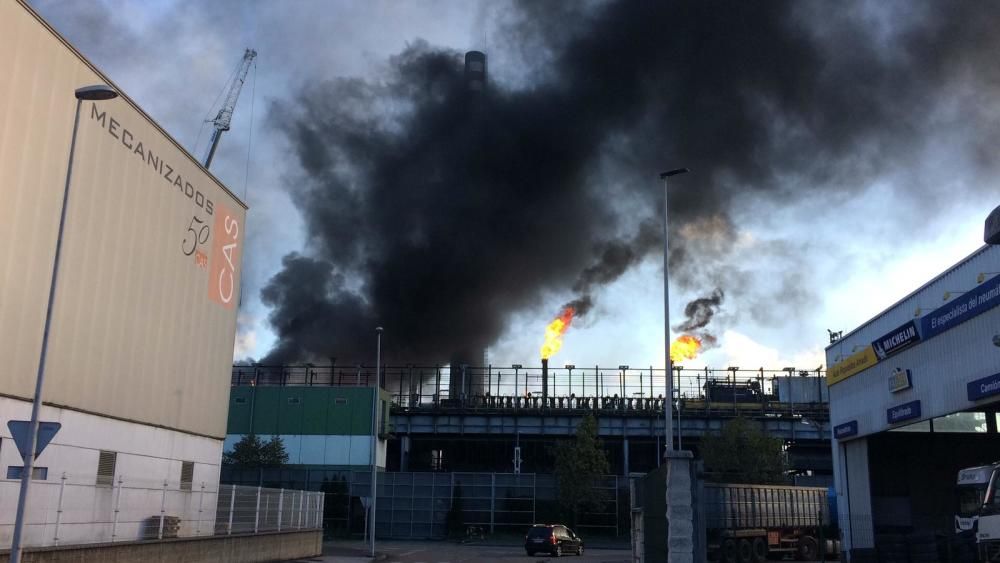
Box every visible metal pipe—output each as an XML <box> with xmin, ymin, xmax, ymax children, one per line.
<box><xmin>542</xmin><ymin>358</ymin><xmax>549</xmax><ymax>403</ymax></box>
<box><xmin>676</xmin><ymin>367</ymin><xmax>683</xmax><ymax>450</ymax></box>
<box><xmin>53</xmin><ymin>472</ymin><xmax>67</xmax><ymax>545</ymax></box>
<box><xmin>371</xmin><ymin>327</ymin><xmax>383</xmax><ymax>557</ymax></box>
<box><xmin>659</xmin><ymin>168</ymin><xmax>689</xmax><ymax>452</ymax></box>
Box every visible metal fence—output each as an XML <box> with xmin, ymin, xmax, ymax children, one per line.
<box><xmin>0</xmin><ymin>473</ymin><xmax>322</xmax><ymax>549</ymax></box>
<box><xmin>215</xmin><ymin>483</ymin><xmax>324</xmax><ymax>535</ymax></box>
<box><xmin>352</xmin><ymin>472</ymin><xmax>627</xmax><ymax>539</ymax></box>
<box><xmin>220</xmin><ymin>469</ymin><xmax>632</xmax><ymax>540</ymax></box>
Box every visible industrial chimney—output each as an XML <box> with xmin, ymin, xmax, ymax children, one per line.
<box><xmin>464</xmin><ymin>51</ymin><xmax>487</xmax><ymax>94</ymax></box>
<box><xmin>445</xmin><ymin>50</ymin><xmax>489</xmax><ymax>402</ymax></box>
<box><xmin>542</xmin><ymin>358</ymin><xmax>549</xmax><ymax>404</ymax></box>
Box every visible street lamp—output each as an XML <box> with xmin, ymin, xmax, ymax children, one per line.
<box><xmin>9</xmin><ymin>85</ymin><xmax>118</xmax><ymax>563</ymax></box>
<box><xmin>370</xmin><ymin>327</ymin><xmax>383</xmax><ymax>557</ymax></box>
<box><xmin>659</xmin><ymin>167</ymin><xmax>689</xmax><ymax>453</ymax></box>
<box><xmin>985</xmin><ymin>205</ymin><xmax>1000</xmax><ymax>245</ymax></box>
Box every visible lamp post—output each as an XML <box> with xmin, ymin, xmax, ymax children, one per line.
<box><xmin>9</xmin><ymin>85</ymin><xmax>118</xmax><ymax>563</ymax></box>
<box><xmin>370</xmin><ymin>327</ymin><xmax>383</xmax><ymax>557</ymax></box>
<box><xmin>659</xmin><ymin>168</ymin><xmax>689</xmax><ymax>453</ymax></box>
<box><xmin>985</xmin><ymin>204</ymin><xmax>1000</xmax><ymax>245</ymax></box>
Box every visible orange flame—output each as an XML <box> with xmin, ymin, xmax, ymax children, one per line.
<box><xmin>540</xmin><ymin>306</ymin><xmax>575</xmax><ymax>359</ymax></box>
<box><xmin>670</xmin><ymin>334</ymin><xmax>702</xmax><ymax>362</ymax></box>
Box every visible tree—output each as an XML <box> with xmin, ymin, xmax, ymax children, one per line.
<box><xmin>222</xmin><ymin>434</ymin><xmax>290</xmax><ymax>466</ymax></box>
<box><xmin>554</xmin><ymin>414</ymin><xmax>611</xmax><ymax>526</ymax></box>
<box><xmin>699</xmin><ymin>417</ymin><xmax>786</xmax><ymax>484</ymax></box>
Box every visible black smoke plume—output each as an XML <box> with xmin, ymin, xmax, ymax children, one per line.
<box><xmin>559</xmin><ymin>219</ymin><xmax>660</xmax><ymax>318</ymax></box>
<box><xmin>261</xmin><ymin>1</ymin><xmax>1000</xmax><ymax>364</ymax></box>
<box><xmin>674</xmin><ymin>289</ymin><xmax>725</xmax><ymax>348</ymax></box>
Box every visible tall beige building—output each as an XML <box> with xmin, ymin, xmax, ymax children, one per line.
<box><xmin>0</xmin><ymin>0</ymin><xmax>246</xmax><ymax>547</ymax></box>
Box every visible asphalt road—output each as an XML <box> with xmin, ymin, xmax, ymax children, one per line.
<box><xmin>379</xmin><ymin>540</ymin><xmax>632</xmax><ymax>563</ymax></box>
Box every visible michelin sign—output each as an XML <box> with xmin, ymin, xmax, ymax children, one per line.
<box><xmin>873</xmin><ymin>321</ymin><xmax>920</xmax><ymax>360</ymax></box>
<box><xmin>921</xmin><ymin>273</ymin><xmax>1000</xmax><ymax>340</ymax></box>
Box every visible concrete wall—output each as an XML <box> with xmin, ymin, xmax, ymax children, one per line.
<box><xmin>0</xmin><ymin>530</ymin><xmax>321</xmax><ymax>563</ymax></box>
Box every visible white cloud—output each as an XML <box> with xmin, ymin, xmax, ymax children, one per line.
<box><xmin>706</xmin><ymin>330</ymin><xmax>825</xmax><ymax>372</ymax></box>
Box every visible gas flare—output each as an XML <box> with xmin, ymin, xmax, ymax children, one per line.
<box><xmin>540</xmin><ymin>306</ymin><xmax>576</xmax><ymax>359</ymax></box>
<box><xmin>670</xmin><ymin>335</ymin><xmax>702</xmax><ymax>362</ymax></box>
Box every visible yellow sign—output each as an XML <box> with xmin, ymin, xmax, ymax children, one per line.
<box><xmin>827</xmin><ymin>346</ymin><xmax>878</xmax><ymax>386</ymax></box>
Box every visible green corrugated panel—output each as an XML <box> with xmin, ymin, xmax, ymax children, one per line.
<box><xmin>278</xmin><ymin>389</ymin><xmax>307</xmax><ymax>434</ymax></box>
<box><xmin>326</xmin><ymin>389</ymin><xmax>351</xmax><ymax>435</ymax></box>
<box><xmin>327</xmin><ymin>388</ymin><xmax>373</xmax><ymax>435</ymax></box>
<box><xmin>302</xmin><ymin>388</ymin><xmax>329</xmax><ymax>434</ymax></box>
<box><xmin>250</xmin><ymin>388</ymin><xmax>281</xmax><ymax>435</ymax></box>
<box><xmin>224</xmin><ymin>386</ymin><xmax>379</xmax><ymax>436</ymax></box>
<box><xmin>227</xmin><ymin>387</ymin><xmax>253</xmax><ymax>434</ymax></box>
<box><xmin>350</xmin><ymin>388</ymin><xmax>376</xmax><ymax>435</ymax></box>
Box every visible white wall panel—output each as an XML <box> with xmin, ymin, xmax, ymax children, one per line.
<box><xmin>0</xmin><ymin>396</ymin><xmax>222</xmax><ymax>547</ymax></box>
<box><xmin>828</xmin><ymin>245</ymin><xmax>1000</xmax><ymax>437</ymax></box>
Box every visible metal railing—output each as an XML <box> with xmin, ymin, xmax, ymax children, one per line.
<box><xmin>215</xmin><ymin>483</ymin><xmax>323</xmax><ymax>536</ymax></box>
<box><xmin>0</xmin><ymin>474</ymin><xmax>322</xmax><ymax>549</ymax></box>
<box><xmin>232</xmin><ymin>365</ymin><xmax>828</xmax><ymax>405</ymax></box>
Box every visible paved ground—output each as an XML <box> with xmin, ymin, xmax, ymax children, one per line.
<box><xmin>286</xmin><ymin>539</ymin><xmax>828</xmax><ymax>563</ymax></box>
<box><xmin>287</xmin><ymin>540</ymin><xmax>632</xmax><ymax>563</ymax></box>
<box><xmin>377</xmin><ymin>540</ymin><xmax>631</xmax><ymax>563</ymax></box>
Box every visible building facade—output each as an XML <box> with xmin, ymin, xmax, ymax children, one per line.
<box><xmin>827</xmin><ymin>243</ymin><xmax>1000</xmax><ymax>560</ymax></box>
<box><xmin>0</xmin><ymin>0</ymin><xmax>245</xmax><ymax>547</ymax></box>
<box><xmin>224</xmin><ymin>385</ymin><xmax>390</xmax><ymax>472</ymax></box>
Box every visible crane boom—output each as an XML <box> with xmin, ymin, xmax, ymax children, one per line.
<box><xmin>203</xmin><ymin>48</ymin><xmax>257</xmax><ymax>169</ymax></box>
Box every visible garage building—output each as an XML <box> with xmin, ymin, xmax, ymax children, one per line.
<box><xmin>827</xmin><ymin>243</ymin><xmax>1000</xmax><ymax>561</ymax></box>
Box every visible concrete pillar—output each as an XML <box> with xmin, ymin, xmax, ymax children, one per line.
<box><xmin>833</xmin><ymin>437</ymin><xmax>875</xmax><ymax>559</ymax></box>
<box><xmin>623</xmin><ymin>437</ymin><xmax>630</xmax><ymax>476</ymax></box>
<box><xmin>665</xmin><ymin>450</ymin><xmax>695</xmax><ymax>563</ymax></box>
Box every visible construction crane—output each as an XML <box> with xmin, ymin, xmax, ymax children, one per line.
<box><xmin>203</xmin><ymin>48</ymin><xmax>257</xmax><ymax>169</ymax></box>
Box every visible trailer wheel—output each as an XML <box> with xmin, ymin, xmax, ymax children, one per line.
<box><xmin>738</xmin><ymin>539</ymin><xmax>753</xmax><ymax>563</ymax></box>
<box><xmin>797</xmin><ymin>536</ymin><xmax>819</xmax><ymax>561</ymax></box>
<box><xmin>723</xmin><ymin>539</ymin><xmax>738</xmax><ymax>563</ymax></box>
<box><xmin>751</xmin><ymin>537</ymin><xmax>767</xmax><ymax>562</ymax></box>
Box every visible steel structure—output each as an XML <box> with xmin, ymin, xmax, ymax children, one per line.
<box><xmin>229</xmin><ymin>364</ymin><xmax>832</xmax><ymax>476</ymax></box>
<box><xmin>231</xmin><ymin>364</ymin><xmax>827</xmax><ymax>405</ymax></box>
<box><xmin>203</xmin><ymin>48</ymin><xmax>257</xmax><ymax>169</ymax></box>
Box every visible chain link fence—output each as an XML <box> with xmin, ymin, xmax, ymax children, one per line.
<box><xmin>0</xmin><ymin>473</ymin><xmax>322</xmax><ymax>549</ymax></box>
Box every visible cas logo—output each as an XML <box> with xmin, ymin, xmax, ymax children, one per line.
<box><xmin>209</xmin><ymin>203</ymin><xmax>241</xmax><ymax>308</ymax></box>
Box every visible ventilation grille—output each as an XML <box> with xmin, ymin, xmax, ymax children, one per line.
<box><xmin>180</xmin><ymin>461</ymin><xmax>194</xmax><ymax>491</ymax></box>
<box><xmin>97</xmin><ymin>451</ymin><xmax>116</xmax><ymax>487</ymax></box>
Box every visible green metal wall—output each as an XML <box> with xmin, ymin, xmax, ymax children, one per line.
<box><xmin>227</xmin><ymin>387</ymin><xmax>389</xmax><ymax>436</ymax></box>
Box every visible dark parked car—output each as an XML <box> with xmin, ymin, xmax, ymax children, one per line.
<box><xmin>524</xmin><ymin>524</ymin><xmax>584</xmax><ymax>557</ymax></box>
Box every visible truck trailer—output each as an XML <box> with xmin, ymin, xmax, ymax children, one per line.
<box><xmin>704</xmin><ymin>483</ymin><xmax>836</xmax><ymax>562</ymax></box>
<box><xmin>631</xmin><ymin>470</ymin><xmax>837</xmax><ymax>563</ymax></box>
